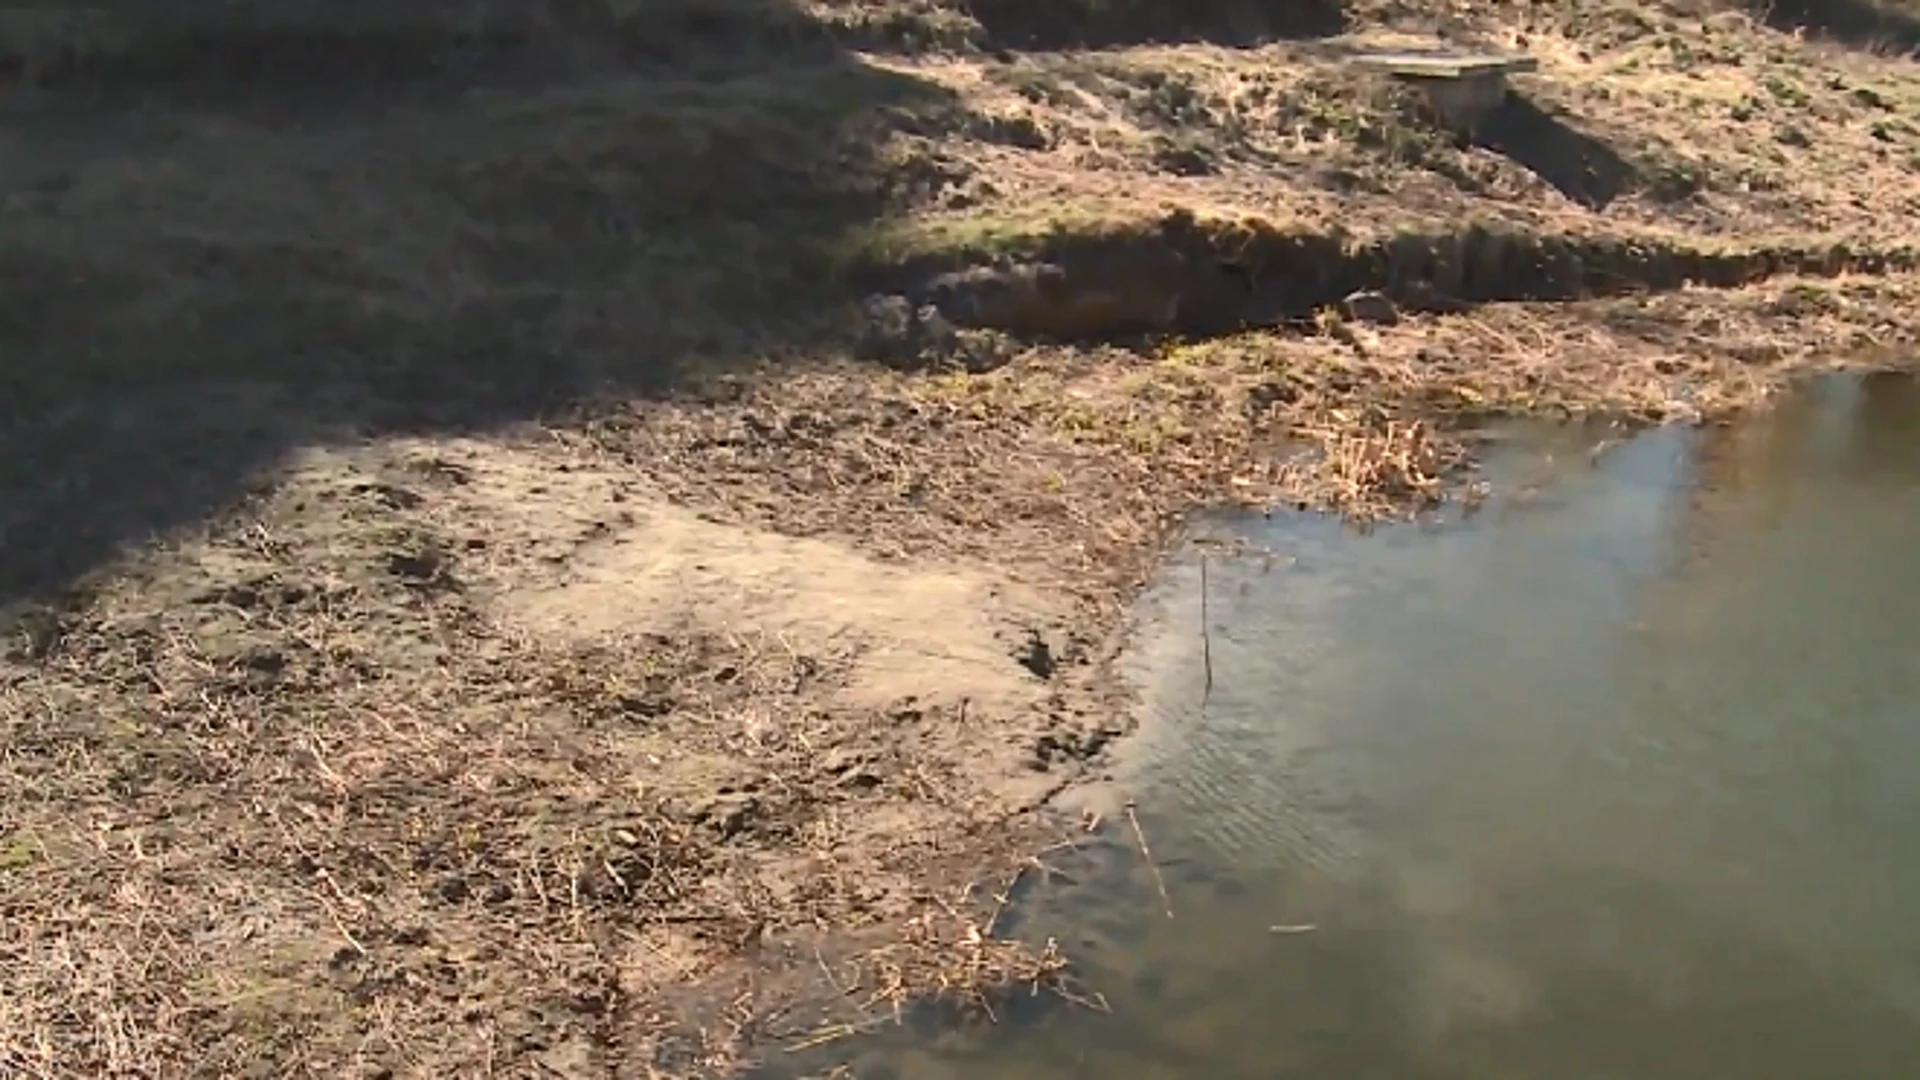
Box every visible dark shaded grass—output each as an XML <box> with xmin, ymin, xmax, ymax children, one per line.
<box><xmin>0</xmin><ymin>0</ymin><xmax>963</xmax><ymax>614</ymax></box>
<box><xmin>1749</xmin><ymin>0</ymin><xmax>1920</xmax><ymax>55</ymax></box>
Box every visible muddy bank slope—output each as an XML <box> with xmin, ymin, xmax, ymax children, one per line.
<box><xmin>8</xmin><ymin>2</ymin><xmax>1920</xmax><ymax>1076</ymax></box>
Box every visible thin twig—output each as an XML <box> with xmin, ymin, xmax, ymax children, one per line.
<box><xmin>313</xmin><ymin>871</ymin><xmax>368</xmax><ymax>957</ymax></box>
<box><xmin>982</xmin><ymin>862</ymin><xmax>1028</xmax><ymax>938</ymax></box>
<box><xmin>784</xmin><ymin>1021</ymin><xmax>876</xmax><ymax>1054</ymax></box>
<box><xmin>1199</xmin><ymin>552</ymin><xmax>1214</xmax><ymax>702</ymax></box>
<box><xmin>1124</xmin><ymin>799</ymin><xmax>1173</xmax><ymax>920</ymax></box>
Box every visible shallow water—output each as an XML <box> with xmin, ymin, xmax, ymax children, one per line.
<box><xmin>784</xmin><ymin>372</ymin><xmax>1920</xmax><ymax>1080</ymax></box>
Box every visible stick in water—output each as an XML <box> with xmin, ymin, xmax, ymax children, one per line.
<box><xmin>1124</xmin><ymin>798</ymin><xmax>1174</xmax><ymax>919</ymax></box>
<box><xmin>1200</xmin><ymin>553</ymin><xmax>1214</xmax><ymax>701</ymax></box>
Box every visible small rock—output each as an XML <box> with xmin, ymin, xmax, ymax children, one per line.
<box><xmin>1341</xmin><ymin>289</ymin><xmax>1400</xmax><ymax>325</ymax></box>
<box><xmin>1245</xmin><ymin>380</ymin><xmax>1299</xmax><ymax>418</ymax></box>
<box><xmin>352</xmin><ymin>482</ymin><xmax>424</xmax><ymax>511</ymax></box>
<box><xmin>820</xmin><ymin>746</ymin><xmax>865</xmax><ymax>774</ymax></box>
<box><xmin>1853</xmin><ymin>86</ymin><xmax>1893</xmax><ymax>111</ymax></box>
<box><xmin>242</xmin><ymin>644</ymin><xmax>286</xmax><ymax>671</ymax></box>
<box><xmin>859</xmin><ymin>293</ymin><xmax>914</xmax><ymax>343</ymax></box>
<box><xmin>386</xmin><ymin>548</ymin><xmax>445</xmax><ymax>584</ymax></box>
<box><xmin>390</xmin><ymin>925</ymin><xmax>430</xmax><ymax>947</ymax></box>
<box><xmin>821</xmin><ymin>746</ymin><xmax>883</xmax><ymax>789</ymax></box>
<box><xmin>1015</xmin><ymin>630</ymin><xmax>1056</xmax><ymax>679</ymax></box>
<box><xmin>239</xmin><ymin>646</ymin><xmax>288</xmax><ymax>687</ymax></box>
<box><xmin>692</xmin><ymin>792</ymin><xmax>759</xmax><ymax>839</ymax></box>
<box><xmin>839</xmin><ymin>769</ymin><xmax>882</xmax><ymax>791</ymax></box>
<box><xmin>614</xmin><ymin>692</ymin><xmax>674</xmax><ymax>719</ymax></box>
<box><xmin>857</xmin><ymin>294</ymin><xmax>962</xmax><ymax>364</ymax></box>
<box><xmin>914</xmin><ymin>303</ymin><xmax>957</xmax><ymax>345</ymax></box>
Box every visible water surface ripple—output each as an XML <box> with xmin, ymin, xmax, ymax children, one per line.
<box><xmin>785</xmin><ymin>373</ymin><xmax>1920</xmax><ymax>1080</ymax></box>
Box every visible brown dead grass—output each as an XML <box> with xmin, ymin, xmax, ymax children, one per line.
<box><xmin>10</xmin><ymin>1</ymin><xmax>1920</xmax><ymax>1078</ymax></box>
<box><xmin>0</xmin><ymin>432</ymin><xmax>1105</xmax><ymax>1077</ymax></box>
<box><xmin>890</xmin><ymin>273</ymin><xmax>1920</xmax><ymax>518</ymax></box>
<box><xmin>851</xmin><ymin>0</ymin><xmax>1920</xmax><ymax>254</ymax></box>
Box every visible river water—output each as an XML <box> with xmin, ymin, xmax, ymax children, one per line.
<box><xmin>784</xmin><ymin>372</ymin><xmax>1920</xmax><ymax>1080</ymax></box>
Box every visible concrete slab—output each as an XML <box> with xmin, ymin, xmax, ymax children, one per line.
<box><xmin>1348</xmin><ymin>50</ymin><xmax>1540</xmax><ymax>80</ymax></box>
<box><xmin>1346</xmin><ymin>48</ymin><xmax>1540</xmax><ymax>136</ymax></box>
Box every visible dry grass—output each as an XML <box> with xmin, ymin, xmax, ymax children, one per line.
<box><xmin>10</xmin><ymin>1</ymin><xmax>1920</xmax><ymax>1077</ymax></box>
<box><xmin>1288</xmin><ymin>418</ymin><xmax>1463</xmax><ymax>517</ymax></box>
<box><xmin>894</xmin><ymin>272</ymin><xmax>1920</xmax><ymax>523</ymax></box>
<box><xmin>0</xmin><ymin>440</ymin><xmax>1095</xmax><ymax>1074</ymax></box>
<box><xmin>852</xmin><ymin>0</ymin><xmax>1920</xmax><ymax>250</ymax></box>
<box><xmin>781</xmin><ymin>861</ymin><xmax>1090</xmax><ymax>1058</ymax></box>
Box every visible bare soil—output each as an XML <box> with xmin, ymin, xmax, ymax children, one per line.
<box><xmin>8</xmin><ymin>2</ymin><xmax>1920</xmax><ymax>1077</ymax></box>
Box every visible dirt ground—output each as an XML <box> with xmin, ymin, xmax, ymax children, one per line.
<box><xmin>8</xmin><ymin>2</ymin><xmax>1920</xmax><ymax>1077</ymax></box>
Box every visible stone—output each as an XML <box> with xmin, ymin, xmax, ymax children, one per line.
<box><xmin>1342</xmin><ymin>289</ymin><xmax>1401</xmax><ymax>325</ymax></box>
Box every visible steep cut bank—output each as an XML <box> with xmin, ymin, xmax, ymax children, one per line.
<box><xmin>859</xmin><ymin>210</ymin><xmax>1920</xmax><ymax>341</ymax></box>
<box><xmin>7</xmin><ymin>2</ymin><xmax>1920</xmax><ymax>1078</ymax></box>
<box><xmin>834</xmin><ymin>0</ymin><xmax>1920</xmax><ymax>346</ymax></box>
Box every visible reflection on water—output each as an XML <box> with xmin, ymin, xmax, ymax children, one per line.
<box><xmin>782</xmin><ymin>373</ymin><xmax>1920</xmax><ymax>1080</ymax></box>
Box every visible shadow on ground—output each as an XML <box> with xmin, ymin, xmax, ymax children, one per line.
<box><xmin>1474</xmin><ymin>94</ymin><xmax>1633</xmax><ymax>211</ymax></box>
<box><xmin>961</xmin><ymin>0</ymin><xmax>1347</xmax><ymax>49</ymax></box>
<box><xmin>0</xmin><ymin>0</ymin><xmax>962</xmax><ymax>614</ymax></box>
<box><xmin>1748</xmin><ymin>0</ymin><xmax>1920</xmax><ymax>54</ymax></box>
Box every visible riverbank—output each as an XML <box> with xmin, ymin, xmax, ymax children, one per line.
<box><xmin>6</xmin><ymin>2</ymin><xmax>1920</xmax><ymax>1076</ymax></box>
